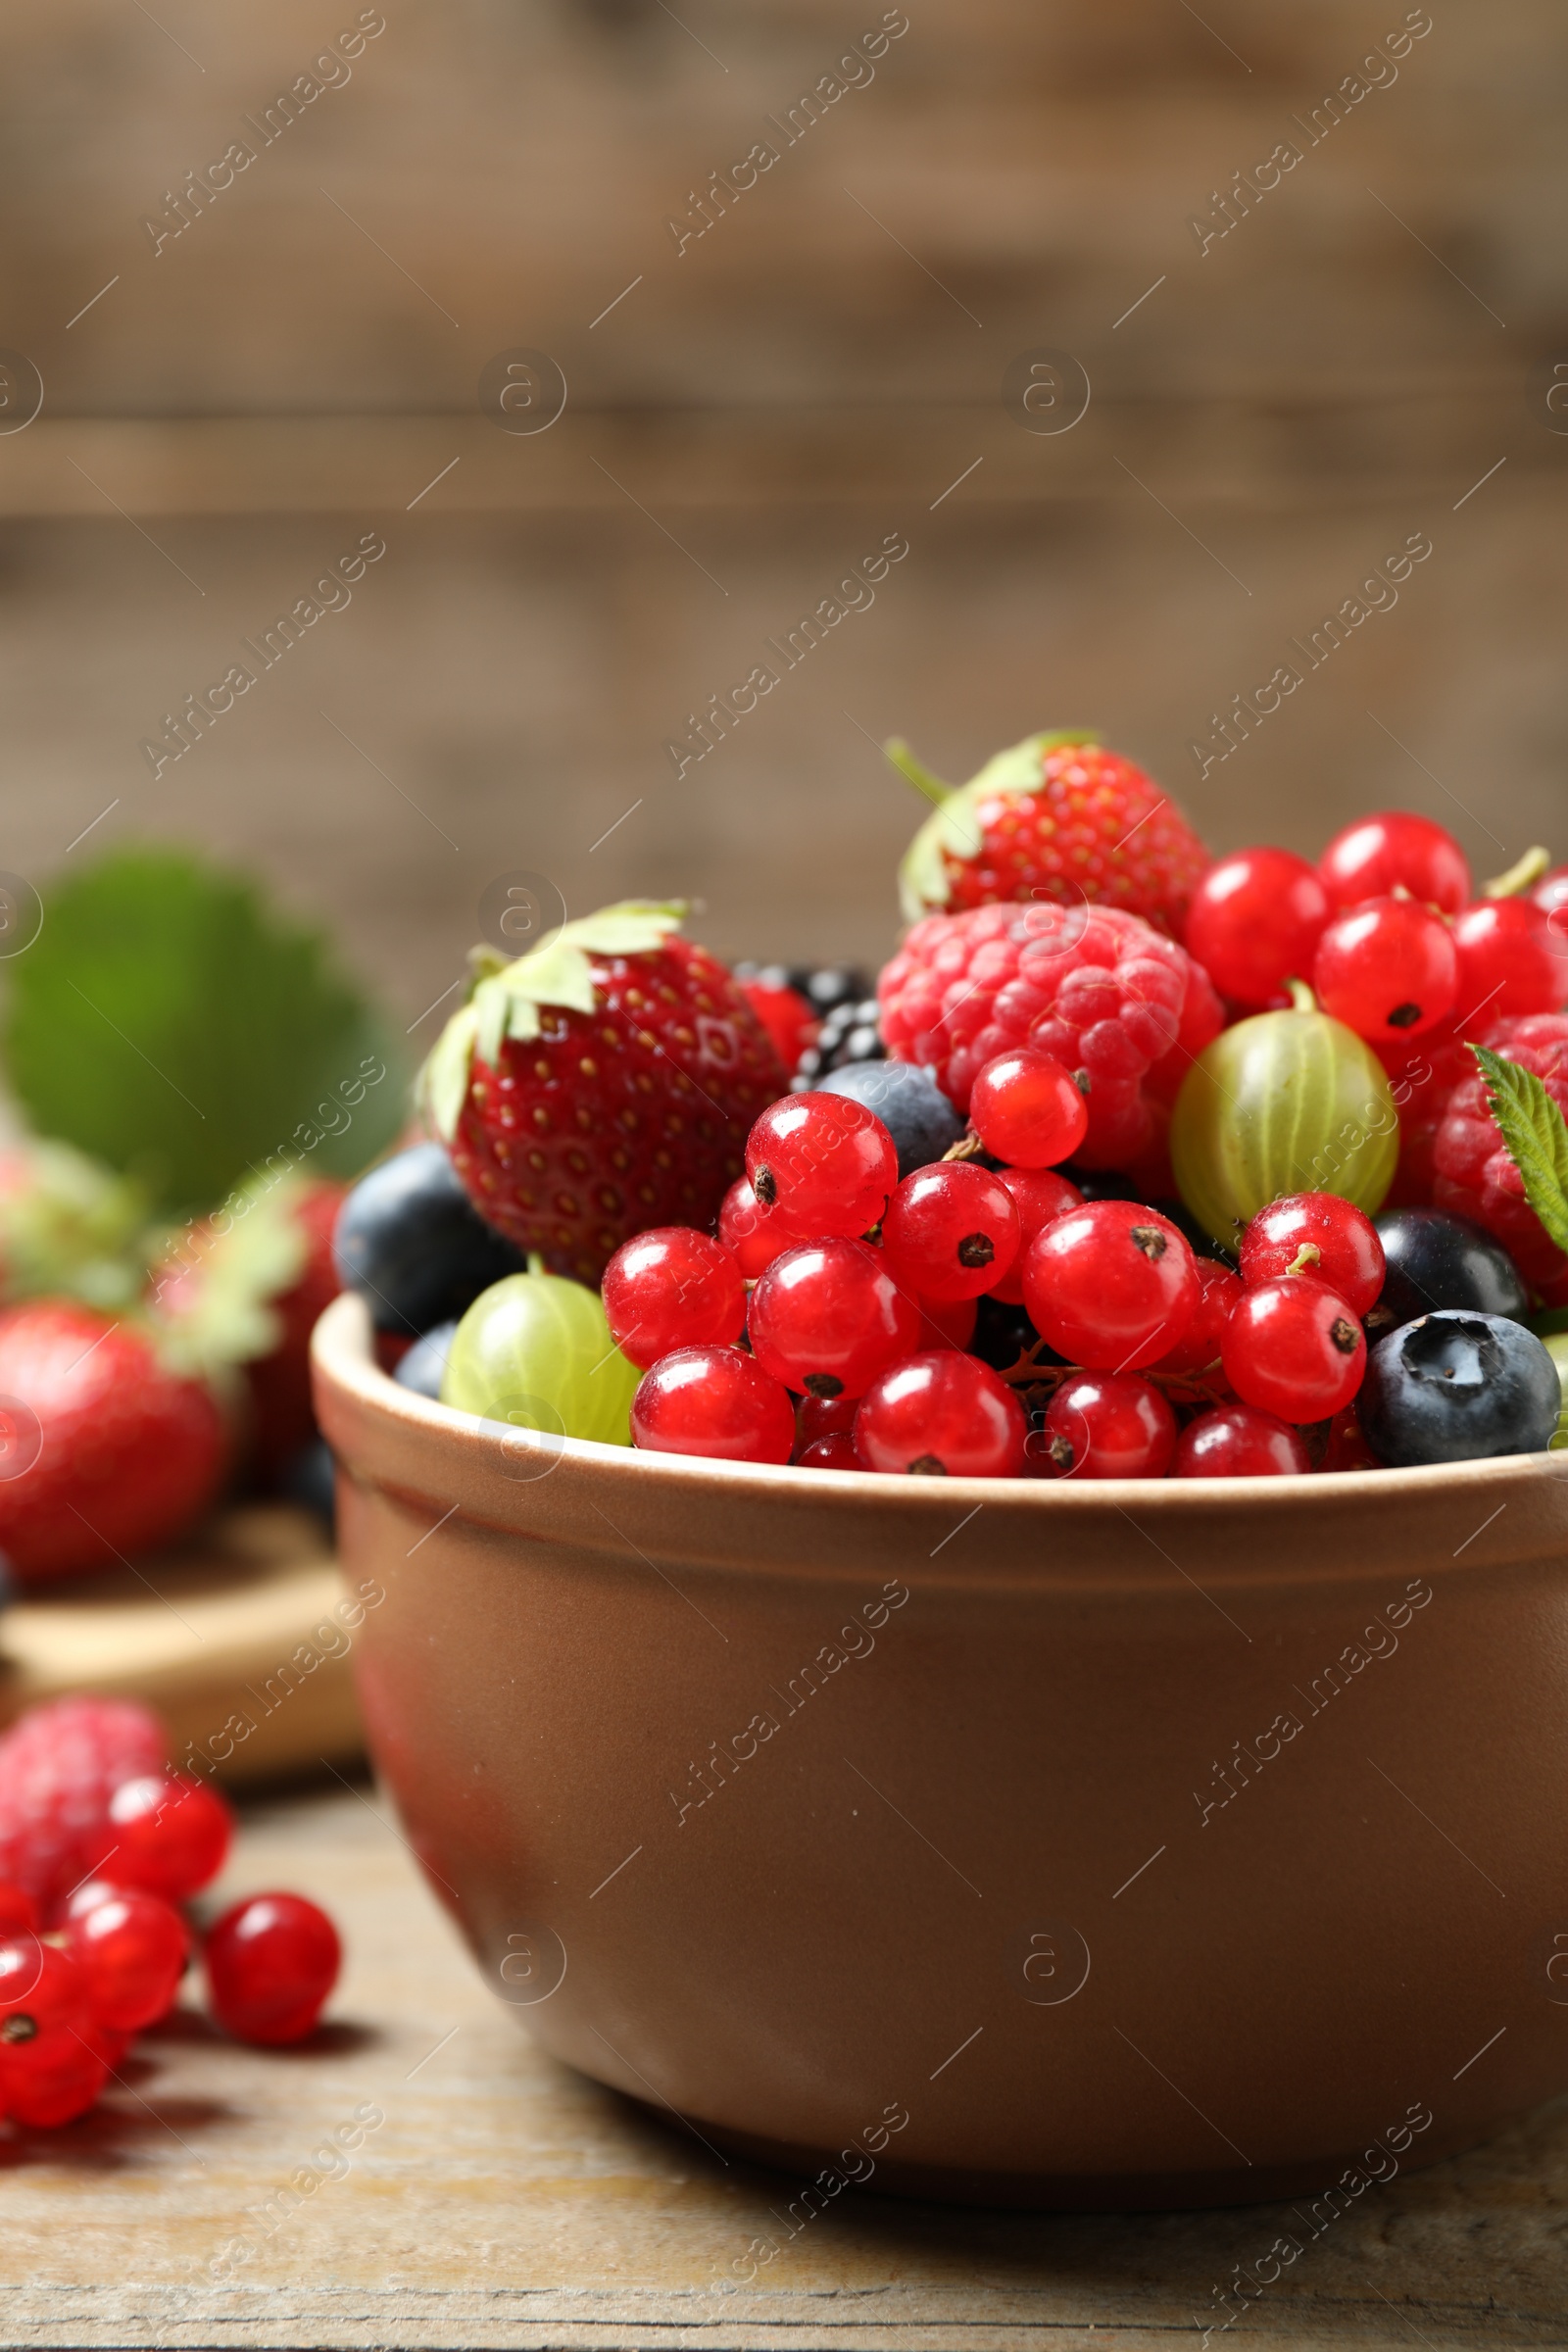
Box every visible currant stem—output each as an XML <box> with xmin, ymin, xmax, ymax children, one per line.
<box><xmin>883</xmin><ymin>738</ymin><xmax>955</xmax><ymax>808</ymax></box>
<box><xmin>1483</xmin><ymin>845</ymin><xmax>1552</xmax><ymax>899</ymax></box>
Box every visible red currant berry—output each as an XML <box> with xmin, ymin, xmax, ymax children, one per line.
<box><xmin>1312</xmin><ymin>897</ymin><xmax>1459</xmax><ymax>1043</ymax></box>
<box><xmin>880</xmin><ymin>1163</ymin><xmax>1020</xmax><ymax>1302</ymax></box>
<box><xmin>854</xmin><ymin>1351</ymin><xmax>1027</xmax><ymax>1477</ymax></box>
<box><xmin>1452</xmin><ymin>898</ymin><xmax>1568</xmax><ymax>1022</ymax></box>
<box><xmin>986</xmin><ymin>1168</ymin><xmax>1082</xmax><ymax>1305</ymax></box>
<box><xmin>602</xmin><ymin>1227</ymin><xmax>745</xmax><ymax>1370</ymax></box>
<box><xmin>102</xmin><ymin>1773</ymin><xmax>232</xmax><ymax>1901</ymax></box>
<box><xmin>1238</xmin><ymin>1192</ymin><xmax>1385</xmax><ymax>1316</ymax></box>
<box><xmin>1147</xmin><ymin>1259</ymin><xmax>1242</xmax><ymax>1380</ymax></box>
<box><xmin>1022</xmin><ymin>1200</ymin><xmax>1199</xmax><ymax>1371</ymax></box>
<box><xmin>1038</xmin><ymin>1371</ymin><xmax>1176</xmax><ymax>1479</ymax></box>
<box><xmin>795</xmin><ymin>1390</ymin><xmax>858</xmax><ymax>1446</ymax></box>
<box><xmin>0</xmin><ymin>1936</ymin><xmax>90</xmax><ymax>2082</ymax></box>
<box><xmin>1185</xmin><ymin>848</ymin><xmax>1331</xmax><ymax>1010</ymax></box>
<box><xmin>1221</xmin><ymin>1276</ymin><xmax>1366</xmax><ymax>1421</ymax></box>
<box><xmin>631</xmin><ymin>1346</ymin><xmax>796</xmax><ymax>1464</ymax></box>
<box><xmin>65</xmin><ymin>1889</ymin><xmax>190</xmax><ymax>2034</ymax></box>
<box><xmin>745</xmin><ymin>1095</ymin><xmax>898</xmax><ymax>1242</ymax></box>
<box><xmin>0</xmin><ymin>1886</ymin><xmax>38</xmax><ymax>1939</ymax></box>
<box><xmin>967</xmin><ymin>1049</ymin><xmax>1088</xmax><ymax>1168</ymax></box>
<box><xmin>748</xmin><ymin>1239</ymin><xmax>919</xmax><ymax>1400</ymax></box>
<box><xmin>1533</xmin><ymin>864</ymin><xmax>1568</xmax><ymax>933</ymax></box>
<box><xmin>1319</xmin><ymin>811</ymin><xmax>1470</xmax><ymax>915</ymax></box>
<box><xmin>1173</xmin><ymin>1404</ymin><xmax>1312</xmax><ymax>1477</ymax></box>
<box><xmin>796</xmin><ymin>1432</ymin><xmax>859</xmax><ymax>1471</ymax></box>
<box><xmin>204</xmin><ymin>1892</ymin><xmax>341</xmax><ymax>2046</ymax></box>
<box><xmin>4</xmin><ymin>2035</ymin><xmax>110</xmax><ymax>2128</ymax></box>
<box><xmin>717</xmin><ymin>1176</ymin><xmax>790</xmax><ymax>1281</ymax></box>
<box><xmin>1319</xmin><ymin>1403</ymin><xmax>1382</xmax><ymax>1471</ymax></box>
<box><xmin>915</xmin><ymin>1294</ymin><xmax>978</xmax><ymax>1351</ymax></box>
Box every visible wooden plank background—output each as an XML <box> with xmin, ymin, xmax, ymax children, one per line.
<box><xmin>0</xmin><ymin>0</ymin><xmax>1562</xmax><ymax>1037</ymax></box>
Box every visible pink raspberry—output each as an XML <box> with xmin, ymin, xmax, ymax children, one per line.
<box><xmin>1432</xmin><ymin>1012</ymin><xmax>1568</xmax><ymax>1300</ymax></box>
<box><xmin>878</xmin><ymin>902</ymin><xmax>1223</xmax><ymax>1170</ymax></box>
<box><xmin>0</xmin><ymin>1697</ymin><xmax>168</xmax><ymax>1921</ymax></box>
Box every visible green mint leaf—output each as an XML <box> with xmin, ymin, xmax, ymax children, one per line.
<box><xmin>4</xmin><ymin>847</ymin><xmax>406</xmax><ymax>1217</ymax></box>
<box><xmin>1471</xmin><ymin>1042</ymin><xmax>1568</xmax><ymax>1255</ymax></box>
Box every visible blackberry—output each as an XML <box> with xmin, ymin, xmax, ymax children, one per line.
<box><xmin>787</xmin><ymin>965</ymin><xmax>868</xmax><ymax>1020</ymax></box>
<box><xmin>793</xmin><ymin>997</ymin><xmax>885</xmax><ymax>1088</ymax></box>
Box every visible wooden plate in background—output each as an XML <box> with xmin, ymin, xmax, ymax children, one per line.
<box><xmin>0</xmin><ymin>1504</ymin><xmax>365</xmax><ymax>1783</ymax></box>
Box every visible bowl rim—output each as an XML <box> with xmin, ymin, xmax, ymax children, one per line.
<box><xmin>314</xmin><ymin>1292</ymin><xmax>1568</xmax><ymax>1522</ymax></box>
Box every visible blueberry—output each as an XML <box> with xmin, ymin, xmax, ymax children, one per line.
<box><xmin>281</xmin><ymin>1437</ymin><xmax>335</xmax><ymax>1531</ymax></box>
<box><xmin>1359</xmin><ymin>1310</ymin><xmax>1561</xmax><ymax>1465</ymax></box>
<box><xmin>812</xmin><ymin>1059</ymin><xmax>965</xmax><ymax>1178</ymax></box>
<box><xmin>1367</xmin><ymin>1208</ymin><xmax>1529</xmax><ymax>1337</ymax></box>
<box><xmin>394</xmin><ymin>1319</ymin><xmax>460</xmax><ymax>1401</ymax></box>
<box><xmin>333</xmin><ymin>1143</ymin><xmax>524</xmax><ymax>1335</ymax></box>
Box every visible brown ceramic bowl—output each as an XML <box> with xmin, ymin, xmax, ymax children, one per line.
<box><xmin>314</xmin><ymin>1294</ymin><xmax>1568</xmax><ymax>2209</ymax></box>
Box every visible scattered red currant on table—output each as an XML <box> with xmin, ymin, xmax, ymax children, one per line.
<box><xmin>204</xmin><ymin>1893</ymin><xmax>342</xmax><ymax>2047</ymax></box>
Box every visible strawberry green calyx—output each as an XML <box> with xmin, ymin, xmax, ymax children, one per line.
<box><xmin>892</xmin><ymin>730</ymin><xmax>1102</xmax><ymax>923</ymax></box>
<box><xmin>419</xmin><ymin>901</ymin><xmax>687</xmax><ymax>1144</ymax></box>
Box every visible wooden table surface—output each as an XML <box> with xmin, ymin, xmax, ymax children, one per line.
<box><xmin>4</xmin><ymin>1784</ymin><xmax>1563</xmax><ymax>2352</ymax></box>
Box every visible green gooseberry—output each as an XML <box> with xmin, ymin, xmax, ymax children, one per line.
<box><xmin>1170</xmin><ymin>991</ymin><xmax>1399</xmax><ymax>1250</ymax></box>
<box><xmin>442</xmin><ymin>1260</ymin><xmax>641</xmax><ymax>1449</ymax></box>
<box><xmin>1537</xmin><ymin>1330</ymin><xmax>1568</xmax><ymax>1452</ymax></box>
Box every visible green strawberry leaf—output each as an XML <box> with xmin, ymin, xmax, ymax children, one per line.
<box><xmin>3</xmin><ymin>846</ymin><xmax>406</xmax><ymax>1218</ymax></box>
<box><xmin>1471</xmin><ymin>1043</ymin><xmax>1568</xmax><ymax>1254</ymax></box>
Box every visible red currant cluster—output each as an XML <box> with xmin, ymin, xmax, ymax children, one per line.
<box><xmin>0</xmin><ymin>1696</ymin><xmax>340</xmax><ymax>2129</ymax></box>
<box><xmin>601</xmin><ymin>1029</ymin><xmax>1402</xmax><ymax>1478</ymax></box>
<box><xmin>1190</xmin><ymin>812</ymin><xmax>1568</xmax><ymax>1044</ymax></box>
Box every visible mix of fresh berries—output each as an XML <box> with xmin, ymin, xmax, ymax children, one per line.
<box><xmin>319</xmin><ymin>774</ymin><xmax>1568</xmax><ymax>1487</ymax></box>
<box><xmin>0</xmin><ymin>1696</ymin><xmax>340</xmax><ymax>2130</ymax></box>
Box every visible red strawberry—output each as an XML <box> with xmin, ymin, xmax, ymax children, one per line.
<box><xmin>1431</xmin><ymin>1013</ymin><xmax>1568</xmax><ymax>1300</ymax></box>
<box><xmin>245</xmin><ymin>1181</ymin><xmax>343</xmax><ymax>1480</ymax></box>
<box><xmin>878</xmin><ymin>901</ymin><xmax>1223</xmax><ymax>1171</ymax></box>
<box><xmin>420</xmin><ymin>903</ymin><xmax>789</xmax><ymax>1283</ymax></box>
<box><xmin>892</xmin><ymin>732</ymin><xmax>1210</xmax><ymax>936</ymax></box>
<box><xmin>0</xmin><ymin>1303</ymin><xmax>227</xmax><ymax>1583</ymax></box>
